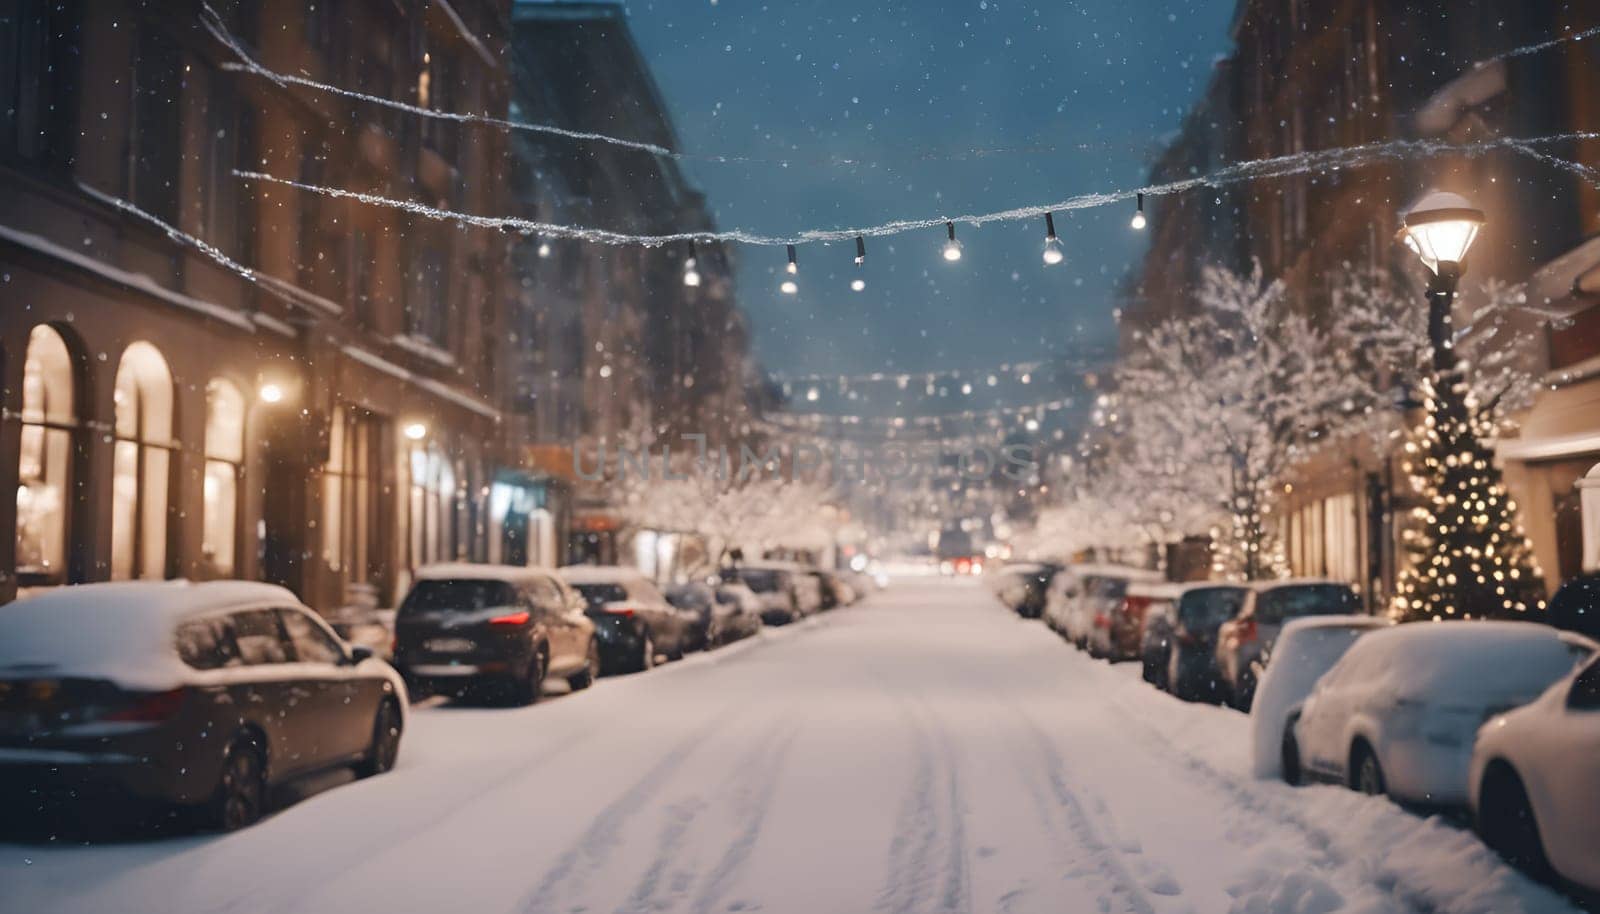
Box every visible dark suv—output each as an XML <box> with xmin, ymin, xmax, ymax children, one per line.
<box><xmin>394</xmin><ymin>565</ymin><xmax>596</xmax><ymax>705</ymax></box>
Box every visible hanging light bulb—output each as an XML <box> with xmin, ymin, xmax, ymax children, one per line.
<box><xmin>1130</xmin><ymin>193</ymin><xmax>1147</xmax><ymax>230</ymax></box>
<box><xmin>780</xmin><ymin>244</ymin><xmax>799</xmax><ymax>294</ymax></box>
<box><xmin>537</xmin><ymin>239</ymin><xmax>553</xmax><ymax>259</ymax></box>
<box><xmin>851</xmin><ymin>235</ymin><xmax>867</xmax><ymax>291</ymax></box>
<box><xmin>682</xmin><ymin>239</ymin><xmax>701</xmax><ymax>287</ymax></box>
<box><xmin>1041</xmin><ymin>212</ymin><xmax>1064</xmax><ymax>265</ymax></box>
<box><xmin>942</xmin><ymin>221</ymin><xmax>963</xmax><ymax>262</ymax></box>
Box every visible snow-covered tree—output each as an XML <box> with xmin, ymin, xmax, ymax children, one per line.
<box><xmin>1114</xmin><ymin>264</ymin><xmax>1370</xmax><ymax>579</ymax></box>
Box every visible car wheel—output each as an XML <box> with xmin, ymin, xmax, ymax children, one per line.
<box><xmin>569</xmin><ymin>639</ymin><xmax>599</xmax><ymax>690</ymax></box>
<box><xmin>1350</xmin><ymin>742</ymin><xmax>1385</xmax><ymax>797</ymax></box>
<box><xmin>210</xmin><ymin>736</ymin><xmax>267</xmax><ymax>831</ymax></box>
<box><xmin>1280</xmin><ymin>727</ymin><xmax>1303</xmax><ymax>786</ymax></box>
<box><xmin>356</xmin><ymin>699</ymin><xmax>402</xmax><ymax>778</ymax></box>
<box><xmin>1477</xmin><ymin>765</ymin><xmax>1551</xmax><ymax>878</ymax></box>
<box><xmin>510</xmin><ymin>651</ymin><xmax>545</xmax><ymax>706</ymax></box>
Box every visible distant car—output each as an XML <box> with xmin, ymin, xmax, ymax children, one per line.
<box><xmin>726</xmin><ymin>565</ymin><xmax>801</xmax><ymax>625</ymax></box>
<box><xmin>560</xmin><ymin>566</ymin><xmax>698</xmax><ymax>671</ymax></box>
<box><xmin>395</xmin><ymin>564</ymin><xmax>599</xmax><ymax>704</ymax></box>
<box><xmin>999</xmin><ymin>563</ymin><xmax>1060</xmax><ymax>619</ymax></box>
<box><xmin>1215</xmin><ymin>579</ymin><xmax>1361</xmax><ymax>710</ymax></box>
<box><xmin>1105</xmin><ymin>579</ymin><xmax>1176</xmax><ymax>661</ymax></box>
<box><xmin>1136</xmin><ymin>583</ymin><xmax>1183</xmax><ymax>687</ymax></box>
<box><xmin>1165</xmin><ymin>584</ymin><xmax>1251</xmax><ymax>701</ymax></box>
<box><xmin>811</xmin><ymin>570</ymin><xmax>852</xmax><ymax>610</ymax></box>
<box><xmin>1074</xmin><ymin>566</ymin><xmax>1165</xmax><ymax>657</ymax></box>
<box><xmin>1286</xmin><ymin>621</ymin><xmax>1594</xmax><ymax>806</ymax></box>
<box><xmin>665</xmin><ymin>581</ymin><xmax>761</xmax><ymax>648</ymax></box>
<box><xmin>1471</xmin><ymin>653</ymin><xmax>1600</xmax><ymax>890</ymax></box>
<box><xmin>0</xmin><ymin>581</ymin><xmax>405</xmax><ymax>832</ymax></box>
<box><xmin>1251</xmin><ymin>615</ymin><xmax>1389</xmax><ymax>780</ymax></box>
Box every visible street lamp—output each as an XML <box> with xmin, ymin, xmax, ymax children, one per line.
<box><xmin>1398</xmin><ymin>190</ymin><xmax>1485</xmax><ymax>372</ymax></box>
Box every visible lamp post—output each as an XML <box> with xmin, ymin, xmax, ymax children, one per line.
<box><xmin>1396</xmin><ymin>190</ymin><xmax>1485</xmax><ymax>373</ymax></box>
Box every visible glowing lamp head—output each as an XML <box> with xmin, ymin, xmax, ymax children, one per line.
<box><xmin>1042</xmin><ymin>236</ymin><xmax>1064</xmax><ymax>266</ymax></box>
<box><xmin>780</xmin><ymin>279</ymin><xmax>799</xmax><ymax>295</ymax></box>
<box><xmin>1398</xmin><ymin>190</ymin><xmax>1484</xmax><ymax>275</ymax></box>
<box><xmin>1130</xmin><ymin>193</ymin><xmax>1147</xmax><ymax>230</ymax></box>
<box><xmin>942</xmin><ymin>221</ymin><xmax>963</xmax><ymax>262</ymax></box>
<box><xmin>537</xmin><ymin>241</ymin><xmax>552</xmax><ymax>259</ymax></box>
<box><xmin>851</xmin><ymin>277</ymin><xmax>866</xmax><ymax>292</ymax></box>
<box><xmin>403</xmin><ymin>422</ymin><xmax>428</xmax><ymax>441</ymax></box>
<box><xmin>258</xmin><ymin>382</ymin><xmax>284</xmax><ymax>404</ymax></box>
<box><xmin>682</xmin><ymin>258</ymin><xmax>701</xmax><ymax>287</ymax></box>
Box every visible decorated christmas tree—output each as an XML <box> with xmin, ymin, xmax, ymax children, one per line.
<box><xmin>1392</xmin><ymin>372</ymin><xmax>1546</xmax><ymax>621</ymax></box>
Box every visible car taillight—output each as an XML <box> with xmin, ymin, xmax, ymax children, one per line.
<box><xmin>103</xmin><ymin>688</ymin><xmax>187</xmax><ymax>723</ymax></box>
<box><xmin>489</xmin><ymin>610</ymin><xmax>531</xmax><ymax>625</ymax></box>
<box><xmin>604</xmin><ymin>604</ymin><xmax>637</xmax><ymax>618</ymax></box>
<box><xmin>1237</xmin><ymin>619</ymin><xmax>1258</xmax><ymax>643</ymax></box>
<box><xmin>1094</xmin><ymin>612</ymin><xmax>1109</xmax><ymax>628</ymax></box>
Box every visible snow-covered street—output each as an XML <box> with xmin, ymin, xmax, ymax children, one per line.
<box><xmin>0</xmin><ymin>578</ymin><xmax>1582</xmax><ymax>914</ymax></box>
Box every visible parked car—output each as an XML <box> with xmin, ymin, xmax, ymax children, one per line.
<box><xmin>395</xmin><ymin>564</ymin><xmax>598</xmax><ymax>704</ymax></box>
<box><xmin>812</xmin><ymin>570</ymin><xmax>853</xmax><ymax>610</ymax></box>
<box><xmin>1136</xmin><ymin>583</ymin><xmax>1183</xmax><ymax>686</ymax></box>
<box><xmin>1469</xmin><ymin>652</ymin><xmax>1600</xmax><ymax>890</ymax></box>
<box><xmin>1165</xmin><ymin>584</ymin><xmax>1251</xmax><ymax>701</ymax></box>
<box><xmin>0</xmin><ymin>581</ymin><xmax>405</xmax><ymax>832</ymax></box>
<box><xmin>665</xmin><ymin>581</ymin><xmax>761</xmax><ymax>648</ymax></box>
<box><xmin>1000</xmin><ymin>562</ymin><xmax>1060</xmax><ymax>619</ymax></box>
<box><xmin>728</xmin><ymin>562</ymin><xmax>823</xmax><ymax>622</ymax></box>
<box><xmin>1042</xmin><ymin>567</ymin><xmax>1083</xmax><ymax>636</ymax></box>
<box><xmin>560</xmin><ymin>566</ymin><xmax>698</xmax><ymax>671</ymax></box>
<box><xmin>1075</xmin><ymin>566</ymin><xmax>1165</xmax><ymax>657</ymax></box>
<box><xmin>1465</xmin><ymin>649</ymin><xmax>1600</xmax><ymax>896</ymax></box>
<box><xmin>1545</xmin><ymin>570</ymin><xmax>1600</xmax><ymax>641</ymax></box>
<box><xmin>1285</xmin><ymin>621</ymin><xmax>1594</xmax><ymax>806</ymax></box>
<box><xmin>1105</xmin><ymin>579</ymin><xmax>1175</xmax><ymax>661</ymax></box>
<box><xmin>1250</xmin><ymin>615</ymin><xmax>1390</xmax><ymax>780</ymax></box>
<box><xmin>1215</xmin><ymin>579</ymin><xmax>1361</xmax><ymax>710</ymax></box>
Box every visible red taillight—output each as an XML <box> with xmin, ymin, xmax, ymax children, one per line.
<box><xmin>1093</xmin><ymin>613</ymin><xmax>1109</xmax><ymax>629</ymax></box>
<box><xmin>489</xmin><ymin>610</ymin><xmax>531</xmax><ymax>626</ymax></box>
<box><xmin>1237</xmin><ymin>618</ymin><xmax>1258</xmax><ymax>643</ymax></box>
<box><xmin>103</xmin><ymin>688</ymin><xmax>187</xmax><ymax>723</ymax></box>
<box><xmin>604</xmin><ymin>604</ymin><xmax>637</xmax><ymax>618</ymax></box>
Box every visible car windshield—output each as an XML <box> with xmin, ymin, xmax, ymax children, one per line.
<box><xmin>737</xmin><ymin>569</ymin><xmax>782</xmax><ymax>593</ymax></box>
<box><xmin>666</xmin><ymin>586</ymin><xmax>710</xmax><ymax>609</ymax></box>
<box><xmin>1179</xmin><ymin>587</ymin><xmax>1247</xmax><ymax>628</ymax></box>
<box><xmin>1255</xmin><ymin>585</ymin><xmax>1360</xmax><ymax>624</ymax></box>
<box><xmin>572</xmin><ymin>583</ymin><xmax>629</xmax><ymax>609</ymax></box>
<box><xmin>400</xmin><ymin>580</ymin><xmax>519</xmax><ymax>615</ymax></box>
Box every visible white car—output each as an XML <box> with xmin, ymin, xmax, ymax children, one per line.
<box><xmin>1470</xmin><ymin>653</ymin><xmax>1600</xmax><ymax>890</ymax></box>
<box><xmin>1287</xmin><ymin>621</ymin><xmax>1594</xmax><ymax>806</ymax></box>
<box><xmin>1251</xmin><ymin>615</ymin><xmax>1389</xmax><ymax>780</ymax></box>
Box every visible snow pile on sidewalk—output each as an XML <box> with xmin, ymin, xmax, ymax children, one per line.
<box><xmin>1095</xmin><ymin>661</ymin><xmax>1580</xmax><ymax>914</ymax></box>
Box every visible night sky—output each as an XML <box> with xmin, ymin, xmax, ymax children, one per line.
<box><xmin>619</xmin><ymin>0</ymin><xmax>1238</xmax><ymax>379</ymax></box>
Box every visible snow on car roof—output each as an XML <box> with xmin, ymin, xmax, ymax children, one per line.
<box><xmin>1279</xmin><ymin>614</ymin><xmax>1391</xmax><ymax>634</ymax></box>
<box><xmin>558</xmin><ymin>564</ymin><xmax>651</xmax><ymax>584</ymax></box>
<box><xmin>0</xmin><ymin>580</ymin><xmax>304</xmax><ymax>688</ymax></box>
<box><xmin>1067</xmin><ymin>563</ymin><xmax>1164</xmax><ymax>581</ymax></box>
<box><xmin>1250</xmin><ymin>577</ymin><xmax>1352</xmax><ymax>591</ymax></box>
<box><xmin>1339</xmin><ymin>620</ymin><xmax>1597</xmax><ymax>700</ymax></box>
<box><xmin>415</xmin><ymin>562</ymin><xmax>562</xmax><ymax>582</ymax></box>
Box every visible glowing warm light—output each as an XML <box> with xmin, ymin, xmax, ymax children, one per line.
<box><xmin>403</xmin><ymin>422</ymin><xmax>428</xmax><ymax>441</ymax></box>
<box><xmin>780</xmin><ymin>279</ymin><xmax>799</xmax><ymax>294</ymax></box>
<box><xmin>1042</xmin><ymin>236</ymin><xmax>1065</xmax><ymax>265</ymax></box>
<box><xmin>851</xmin><ymin>277</ymin><xmax>866</xmax><ymax>292</ymax></box>
<box><xmin>1398</xmin><ymin>190</ymin><xmax>1485</xmax><ymax>273</ymax></box>
<box><xmin>258</xmin><ymin>383</ymin><xmax>284</xmax><ymax>404</ymax></box>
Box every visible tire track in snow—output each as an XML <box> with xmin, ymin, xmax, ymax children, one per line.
<box><xmin>519</xmin><ymin>713</ymin><xmax>731</xmax><ymax>914</ymax></box>
<box><xmin>686</xmin><ymin>725</ymin><xmax>799</xmax><ymax>914</ymax></box>
<box><xmin>1012</xmin><ymin>712</ymin><xmax>1159</xmax><ymax>914</ymax></box>
<box><xmin>875</xmin><ymin>700</ymin><xmax>972</xmax><ymax>914</ymax></box>
<box><xmin>615</xmin><ymin>717</ymin><xmax>799</xmax><ymax>914</ymax></box>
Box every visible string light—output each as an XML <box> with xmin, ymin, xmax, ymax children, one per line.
<box><xmin>1042</xmin><ymin>212</ymin><xmax>1064</xmax><ymax>265</ymax></box>
<box><xmin>682</xmin><ymin>239</ymin><xmax>701</xmax><ymax>287</ymax></box>
<box><xmin>851</xmin><ymin>235</ymin><xmax>867</xmax><ymax>291</ymax></box>
<box><xmin>781</xmin><ymin>244</ymin><xmax>799</xmax><ymax>294</ymax></box>
<box><xmin>942</xmin><ymin>221</ymin><xmax>963</xmax><ymax>262</ymax></box>
<box><xmin>1130</xmin><ymin>193</ymin><xmax>1147</xmax><ymax>230</ymax></box>
<box><xmin>537</xmin><ymin>239</ymin><xmax>552</xmax><ymax>259</ymax></box>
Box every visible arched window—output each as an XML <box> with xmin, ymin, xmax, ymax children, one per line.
<box><xmin>16</xmin><ymin>325</ymin><xmax>75</xmax><ymax>583</ymax></box>
<box><xmin>111</xmin><ymin>342</ymin><xmax>174</xmax><ymax>580</ymax></box>
<box><xmin>202</xmin><ymin>379</ymin><xmax>245</xmax><ymax>577</ymax></box>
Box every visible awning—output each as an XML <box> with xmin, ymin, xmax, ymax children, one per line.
<box><xmin>1525</xmin><ymin>235</ymin><xmax>1600</xmax><ymax>320</ymax></box>
<box><xmin>1496</xmin><ymin>429</ymin><xmax>1600</xmax><ymax>462</ymax></box>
